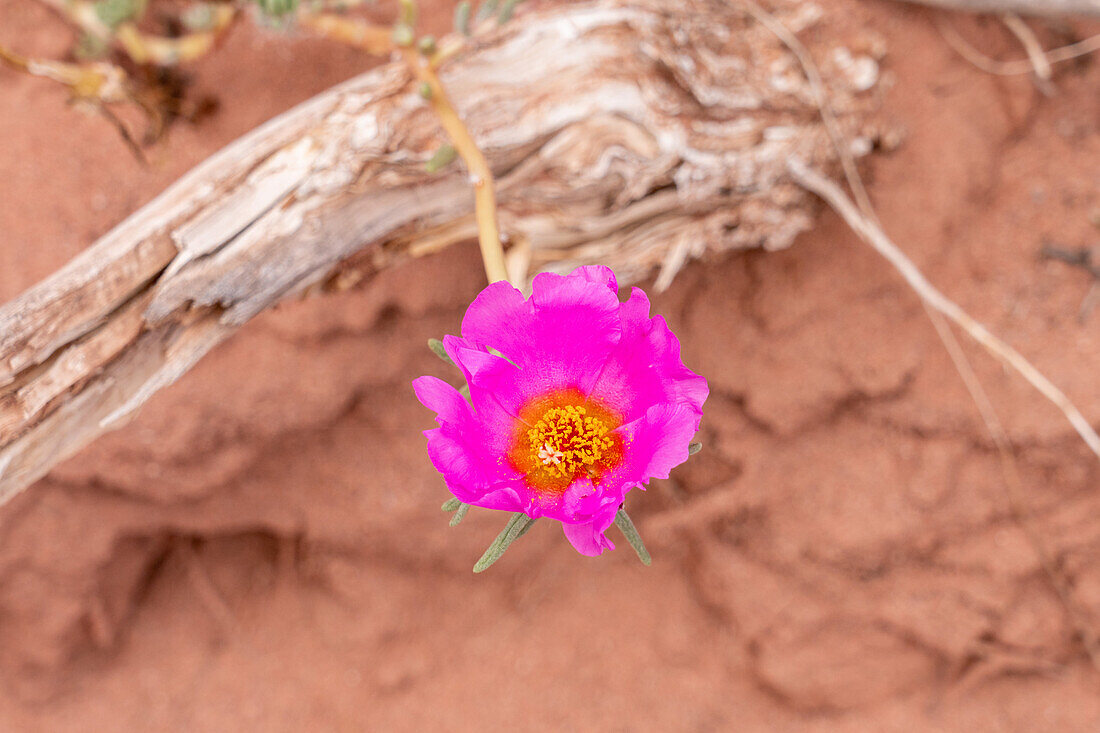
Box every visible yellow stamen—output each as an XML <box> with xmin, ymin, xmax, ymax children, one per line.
<box><xmin>526</xmin><ymin>405</ymin><xmax>615</xmax><ymax>481</ymax></box>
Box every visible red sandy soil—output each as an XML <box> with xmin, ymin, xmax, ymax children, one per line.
<box><xmin>1</xmin><ymin>0</ymin><xmax>1099</xmax><ymax>730</ymax></box>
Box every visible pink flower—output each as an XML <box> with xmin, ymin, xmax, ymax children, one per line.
<box><xmin>413</xmin><ymin>266</ymin><xmax>708</xmax><ymax>556</ymax></box>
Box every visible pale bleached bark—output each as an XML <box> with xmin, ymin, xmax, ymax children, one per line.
<box><xmin>0</xmin><ymin>0</ymin><xmax>881</xmax><ymax>505</ymax></box>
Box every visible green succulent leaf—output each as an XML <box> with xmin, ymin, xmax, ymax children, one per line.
<box><xmin>255</xmin><ymin>0</ymin><xmax>298</xmax><ymax>18</ymax></box>
<box><xmin>93</xmin><ymin>0</ymin><xmax>146</xmax><ymax>28</ymax></box>
<box><xmin>473</xmin><ymin>512</ymin><xmax>536</xmax><ymax>573</ymax></box>
<box><xmin>391</xmin><ymin>23</ymin><xmax>415</xmax><ymax>47</ymax></box>
<box><xmin>497</xmin><ymin>0</ymin><xmax>524</xmax><ymax>24</ymax></box>
<box><xmin>454</xmin><ymin>0</ymin><xmax>471</xmax><ymax>35</ymax></box>
<box><xmin>449</xmin><ymin>503</ymin><xmax>471</xmax><ymax>527</ymax></box>
<box><xmin>614</xmin><ymin>508</ymin><xmax>651</xmax><ymax>566</ymax></box>
<box><xmin>425</xmin><ymin>144</ymin><xmax>457</xmax><ymax>173</ymax></box>
<box><xmin>398</xmin><ymin>0</ymin><xmax>417</xmax><ymax>27</ymax></box>
<box><xmin>417</xmin><ymin>36</ymin><xmax>437</xmax><ymax>56</ymax></box>
<box><xmin>428</xmin><ymin>338</ymin><xmax>455</xmax><ymax>365</ymax></box>
<box><xmin>475</xmin><ymin>0</ymin><xmax>498</xmax><ymax>22</ymax></box>
<box><xmin>182</xmin><ymin>3</ymin><xmax>216</xmax><ymax>31</ymax></box>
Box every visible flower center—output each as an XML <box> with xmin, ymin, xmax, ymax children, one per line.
<box><xmin>526</xmin><ymin>405</ymin><xmax>614</xmax><ymax>480</ymax></box>
<box><xmin>507</xmin><ymin>388</ymin><xmax>624</xmax><ymax>492</ymax></box>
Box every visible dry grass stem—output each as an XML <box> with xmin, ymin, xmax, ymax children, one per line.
<box><xmin>1000</xmin><ymin>13</ymin><xmax>1052</xmax><ymax>77</ymax></box>
<box><xmin>936</xmin><ymin>17</ymin><xmax>1100</xmax><ymax>75</ymax></box>
<box><xmin>742</xmin><ymin>1</ymin><xmax>878</xmax><ymax>224</ymax></box>
<box><xmin>788</xmin><ymin>158</ymin><xmax>1100</xmax><ymax>463</ymax></box>
<box><xmin>33</xmin><ymin>0</ymin><xmax>235</xmax><ymax>66</ymax></box>
<box><xmin>743</xmin><ymin>0</ymin><xmax>1100</xmax><ymax>673</ymax></box>
<box><xmin>920</xmin><ymin>300</ymin><xmax>1100</xmax><ymax>673</ymax></box>
<box><xmin>894</xmin><ymin>0</ymin><xmax>1100</xmax><ymax>18</ymax></box>
<box><xmin>1000</xmin><ymin>13</ymin><xmax>1055</xmax><ymax>92</ymax></box>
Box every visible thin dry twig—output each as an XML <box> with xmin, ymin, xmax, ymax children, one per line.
<box><xmin>894</xmin><ymin>0</ymin><xmax>1100</xmax><ymax>19</ymax></box>
<box><xmin>742</xmin><ymin>1</ymin><xmax>877</xmax><ymax>224</ymax></box>
<box><xmin>788</xmin><ymin>159</ymin><xmax>1100</xmax><ymax>463</ymax></box>
<box><xmin>936</xmin><ymin>16</ymin><xmax>1100</xmax><ymax>75</ymax></box>
<box><xmin>297</xmin><ymin>13</ymin><xmax>394</xmax><ymax>55</ymax></box>
<box><xmin>744</xmin><ymin>3</ymin><xmax>1099</xmax><ymax>458</ymax></box>
<box><xmin>8</xmin><ymin>0</ymin><xmax>236</xmax><ymax>156</ymax></box>
<box><xmin>0</xmin><ymin>45</ymin><xmax>128</xmax><ymax>101</ymax></box>
<box><xmin>1000</xmin><ymin>12</ymin><xmax>1055</xmax><ymax>92</ymax></box>
<box><xmin>1001</xmin><ymin>13</ymin><xmax>1053</xmax><ymax>77</ymax></box>
<box><xmin>33</xmin><ymin>0</ymin><xmax>236</xmax><ymax>66</ymax></box>
<box><xmin>742</xmin><ymin>0</ymin><xmax>1100</xmax><ymax>464</ymax></box>
<box><xmin>0</xmin><ymin>43</ymin><xmax>148</xmax><ymax>159</ymax></box>
<box><xmin>741</xmin><ymin>0</ymin><xmax>1100</xmax><ymax>672</ymax></box>
<box><xmin>922</xmin><ymin>301</ymin><xmax>1100</xmax><ymax>672</ymax></box>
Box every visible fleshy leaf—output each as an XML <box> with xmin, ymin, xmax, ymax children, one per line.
<box><xmin>417</xmin><ymin>36</ymin><xmax>436</xmax><ymax>55</ymax></box>
<box><xmin>688</xmin><ymin>441</ymin><xmax>702</xmax><ymax>455</ymax></box>
<box><xmin>614</xmin><ymin>508</ymin><xmax>651</xmax><ymax>566</ymax></box>
<box><xmin>449</xmin><ymin>503</ymin><xmax>471</xmax><ymax>526</ymax></box>
<box><xmin>498</xmin><ymin>0</ymin><xmax>523</xmax><ymax>23</ymax></box>
<box><xmin>454</xmin><ymin>0</ymin><xmax>471</xmax><ymax>35</ymax></box>
<box><xmin>473</xmin><ymin>513</ymin><xmax>537</xmax><ymax>572</ymax></box>
<box><xmin>426</xmin><ymin>145</ymin><xmax>457</xmax><ymax>173</ymax></box>
<box><xmin>428</xmin><ymin>338</ymin><xmax>455</xmax><ymax>365</ymax></box>
<box><xmin>475</xmin><ymin>0</ymin><xmax>498</xmax><ymax>22</ymax></box>
<box><xmin>441</xmin><ymin>497</ymin><xmax>462</xmax><ymax>512</ymax></box>
<box><xmin>392</xmin><ymin>23</ymin><xmax>414</xmax><ymax>47</ymax></box>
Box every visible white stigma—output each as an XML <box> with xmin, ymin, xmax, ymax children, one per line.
<box><xmin>538</xmin><ymin>442</ymin><xmax>564</xmax><ymax>466</ymax></box>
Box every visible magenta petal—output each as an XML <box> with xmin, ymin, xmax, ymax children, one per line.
<box><xmin>412</xmin><ymin>376</ymin><xmax>519</xmax><ymax>503</ymax></box>
<box><xmin>562</xmin><ymin>508</ymin><xmax>618</xmax><ymax>557</ymax></box>
<box><xmin>457</xmin><ymin>280</ymin><xmax>531</xmax><ymax>362</ymax></box>
<box><xmin>457</xmin><ymin>267</ymin><xmax>618</xmax><ymax>364</ymax></box>
<box><xmin>528</xmin><ymin>267</ymin><xmax>620</xmax><ymax>342</ymax></box>
<box><xmin>474</xmin><ymin>480</ymin><xmax>527</xmax><ymax>513</ymax></box>
<box><xmin>442</xmin><ymin>336</ymin><xmax>521</xmax><ymax>413</ymax></box>
<box><xmin>441</xmin><ymin>336</ymin><xmax>528</xmax><ymax>453</ymax></box>
<box><xmin>415</xmin><ymin>266</ymin><xmax>708</xmax><ymax>559</ymax></box>
<box><xmin>610</xmin><ymin>402</ymin><xmax>702</xmax><ymax>486</ymax></box>
<box><xmin>590</xmin><ymin>288</ymin><xmax>708</xmax><ymax>423</ymax></box>
<box><xmin>459</xmin><ymin>270</ymin><xmax>623</xmax><ymax>396</ymax></box>
<box><xmin>519</xmin><ymin>476</ymin><xmax>617</xmax><ymax>526</ymax></box>
<box><xmin>567</xmin><ymin>265</ymin><xmax>619</xmax><ymax>294</ymax></box>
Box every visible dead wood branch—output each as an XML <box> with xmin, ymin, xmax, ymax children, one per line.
<box><xmin>0</xmin><ymin>0</ymin><xmax>880</xmax><ymax>505</ymax></box>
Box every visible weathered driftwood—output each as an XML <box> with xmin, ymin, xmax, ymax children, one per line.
<box><xmin>895</xmin><ymin>0</ymin><xmax>1100</xmax><ymax>17</ymax></box>
<box><xmin>0</xmin><ymin>0</ymin><xmax>881</xmax><ymax>505</ymax></box>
